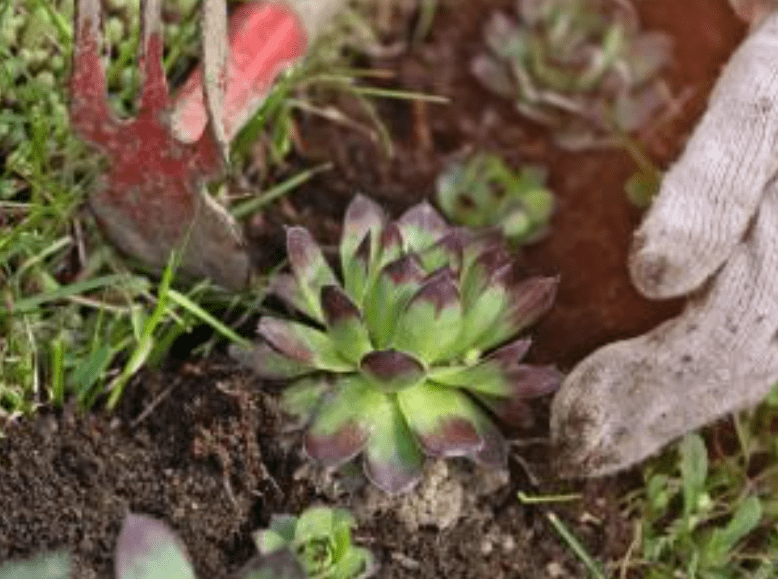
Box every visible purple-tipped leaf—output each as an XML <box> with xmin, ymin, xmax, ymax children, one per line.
<box><xmin>360</xmin><ymin>350</ymin><xmax>425</xmax><ymax>393</ymax></box>
<box><xmin>468</xmin><ymin>406</ymin><xmax>508</xmax><ymax>469</ymax></box>
<box><xmin>287</xmin><ymin>226</ymin><xmax>337</xmax><ymax>323</ymax></box>
<box><xmin>474</xmin><ymin>275</ymin><xmax>558</xmax><ymax>351</ymax></box>
<box><xmin>115</xmin><ymin>513</ymin><xmax>195</xmax><ymax>579</ymax></box>
<box><xmin>363</xmin><ymin>396</ymin><xmax>424</xmax><ymax>494</ymax></box>
<box><xmin>340</xmin><ymin>194</ymin><xmax>387</xmax><ymax>268</ymax></box>
<box><xmin>397</xmin><ymin>381</ymin><xmax>483</xmax><ymax>457</ymax></box>
<box><xmin>364</xmin><ymin>254</ymin><xmax>426</xmax><ymax>349</ymax></box>
<box><xmin>258</xmin><ymin>317</ymin><xmax>351</xmax><ymax>372</ymax></box>
<box><xmin>321</xmin><ymin>285</ymin><xmax>372</xmax><ymax>362</ymax></box>
<box><xmin>304</xmin><ymin>376</ymin><xmax>376</xmax><ymax>468</ymax></box>
<box><xmin>229</xmin><ymin>341</ymin><xmax>316</xmax><ymax>379</ymax></box>
<box><xmin>395</xmin><ymin>202</ymin><xmax>448</xmax><ymax>253</ymax></box>
<box><xmin>377</xmin><ymin>223</ymin><xmax>404</xmax><ymax>268</ymax></box>
<box><xmin>268</xmin><ymin>273</ymin><xmax>310</xmax><ymax>318</ymax></box>
<box><xmin>391</xmin><ymin>268</ymin><xmax>463</xmax><ymax>364</ymax></box>
<box><xmin>416</xmin><ymin>228</ymin><xmax>469</xmax><ymax>273</ymax></box>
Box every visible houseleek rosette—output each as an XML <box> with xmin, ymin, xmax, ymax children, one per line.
<box><xmin>234</xmin><ymin>195</ymin><xmax>561</xmax><ymax>494</ymax></box>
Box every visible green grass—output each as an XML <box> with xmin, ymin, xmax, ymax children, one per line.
<box><xmin>0</xmin><ymin>0</ymin><xmax>404</xmax><ymax>417</ymax></box>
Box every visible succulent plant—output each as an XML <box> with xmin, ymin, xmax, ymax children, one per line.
<box><xmin>436</xmin><ymin>153</ymin><xmax>555</xmax><ymax>245</ymax></box>
<box><xmin>115</xmin><ymin>513</ymin><xmax>306</xmax><ymax>579</ymax></box>
<box><xmin>254</xmin><ymin>506</ymin><xmax>376</xmax><ymax>579</ymax></box>
<box><xmin>232</xmin><ymin>195</ymin><xmax>561</xmax><ymax>494</ymax></box>
<box><xmin>471</xmin><ymin>0</ymin><xmax>674</xmax><ymax>149</ymax></box>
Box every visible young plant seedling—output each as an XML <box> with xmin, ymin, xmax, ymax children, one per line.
<box><xmin>254</xmin><ymin>506</ymin><xmax>376</xmax><ymax>579</ymax></box>
<box><xmin>471</xmin><ymin>0</ymin><xmax>674</xmax><ymax>149</ymax></box>
<box><xmin>232</xmin><ymin>194</ymin><xmax>561</xmax><ymax>494</ymax></box>
<box><xmin>436</xmin><ymin>153</ymin><xmax>555</xmax><ymax>245</ymax></box>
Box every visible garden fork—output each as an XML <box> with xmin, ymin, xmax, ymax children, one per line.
<box><xmin>70</xmin><ymin>0</ymin><xmax>344</xmax><ymax>290</ymax></box>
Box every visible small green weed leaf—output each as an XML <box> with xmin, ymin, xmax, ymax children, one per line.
<box><xmin>0</xmin><ymin>552</ymin><xmax>71</xmax><ymax>579</ymax></box>
<box><xmin>397</xmin><ymin>381</ymin><xmax>482</xmax><ymax>457</ymax></box>
<box><xmin>363</xmin><ymin>395</ymin><xmax>425</xmax><ymax>494</ymax></box>
<box><xmin>680</xmin><ymin>433</ymin><xmax>708</xmax><ymax>521</ymax></box>
<box><xmin>295</xmin><ymin>506</ymin><xmax>335</xmax><ymax>543</ymax></box>
<box><xmin>239</xmin><ymin>549</ymin><xmax>306</xmax><ymax>579</ymax></box>
<box><xmin>702</xmin><ymin>496</ymin><xmax>762</xmax><ymax>568</ymax></box>
<box><xmin>115</xmin><ymin>513</ymin><xmax>195</xmax><ymax>579</ymax></box>
<box><xmin>625</xmin><ymin>169</ymin><xmax>661</xmax><ymax>208</ymax></box>
<box><xmin>321</xmin><ymin>285</ymin><xmax>372</xmax><ymax>363</ymax></box>
<box><xmin>360</xmin><ymin>350</ymin><xmax>425</xmax><ymax>393</ymax></box>
<box><xmin>287</xmin><ymin>226</ymin><xmax>337</xmax><ymax>323</ymax></box>
<box><xmin>258</xmin><ymin>317</ymin><xmax>351</xmax><ymax>372</ymax></box>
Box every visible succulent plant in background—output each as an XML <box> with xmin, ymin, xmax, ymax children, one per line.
<box><xmin>254</xmin><ymin>506</ymin><xmax>376</xmax><ymax>579</ymax></box>
<box><xmin>471</xmin><ymin>0</ymin><xmax>674</xmax><ymax>149</ymax></box>
<box><xmin>0</xmin><ymin>552</ymin><xmax>70</xmax><ymax>579</ymax></box>
<box><xmin>232</xmin><ymin>195</ymin><xmax>561</xmax><ymax>494</ymax></box>
<box><xmin>436</xmin><ymin>153</ymin><xmax>555</xmax><ymax>245</ymax></box>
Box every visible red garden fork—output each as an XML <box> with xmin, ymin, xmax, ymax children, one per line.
<box><xmin>70</xmin><ymin>0</ymin><xmax>344</xmax><ymax>290</ymax></box>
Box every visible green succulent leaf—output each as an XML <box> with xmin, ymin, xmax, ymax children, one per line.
<box><xmin>342</xmin><ymin>233</ymin><xmax>372</xmax><ymax>307</ymax></box>
<box><xmin>364</xmin><ymin>254</ymin><xmax>426</xmax><ymax>349</ymax></box>
<box><xmin>229</xmin><ymin>341</ymin><xmax>315</xmax><ymax>380</ymax></box>
<box><xmin>258</xmin><ymin>317</ymin><xmax>352</xmax><ymax>373</ymax></box>
<box><xmin>397</xmin><ymin>381</ymin><xmax>483</xmax><ymax>457</ymax></box>
<box><xmin>469</xmin><ymin>406</ymin><xmax>508</xmax><ymax>468</ymax></box>
<box><xmin>474</xmin><ymin>275</ymin><xmax>558</xmax><ymax>351</ymax></box>
<box><xmin>340</xmin><ymin>194</ymin><xmax>387</xmax><ymax>276</ymax></box>
<box><xmin>430</xmin><ymin>339</ymin><xmax>560</xmax><ymax>399</ymax></box>
<box><xmin>294</xmin><ymin>506</ymin><xmax>337</xmax><ymax>543</ymax></box>
<box><xmin>0</xmin><ymin>552</ymin><xmax>71</xmax><ymax>579</ymax></box>
<box><xmin>115</xmin><ymin>513</ymin><xmax>195</xmax><ymax>579</ymax></box>
<box><xmin>321</xmin><ymin>285</ymin><xmax>372</xmax><ymax>363</ymax></box>
<box><xmin>391</xmin><ymin>268</ymin><xmax>463</xmax><ymax>363</ymax></box>
<box><xmin>363</xmin><ymin>394</ymin><xmax>425</xmax><ymax>494</ymax></box>
<box><xmin>360</xmin><ymin>349</ymin><xmax>426</xmax><ymax>393</ymax></box>
<box><xmin>304</xmin><ymin>376</ymin><xmax>377</xmax><ymax>468</ymax></box>
<box><xmin>281</xmin><ymin>377</ymin><xmax>330</xmax><ymax>421</ymax></box>
<box><xmin>287</xmin><ymin>226</ymin><xmax>338</xmax><ymax>323</ymax></box>
<box><xmin>395</xmin><ymin>202</ymin><xmax>448</xmax><ymax>254</ymax></box>
<box><xmin>269</xmin><ymin>273</ymin><xmax>311</xmax><ymax>319</ymax></box>
<box><xmin>255</xmin><ymin>528</ymin><xmax>292</xmax><ymax>556</ymax></box>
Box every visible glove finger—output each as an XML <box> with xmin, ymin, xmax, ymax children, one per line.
<box><xmin>553</xmin><ymin>174</ymin><xmax>778</xmax><ymax>477</ymax></box>
<box><xmin>629</xmin><ymin>12</ymin><xmax>778</xmax><ymax>299</ymax></box>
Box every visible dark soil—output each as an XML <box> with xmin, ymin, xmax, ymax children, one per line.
<box><xmin>0</xmin><ymin>0</ymin><xmax>746</xmax><ymax>577</ymax></box>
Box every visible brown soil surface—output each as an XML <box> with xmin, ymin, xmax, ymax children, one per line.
<box><xmin>0</xmin><ymin>0</ymin><xmax>746</xmax><ymax>577</ymax></box>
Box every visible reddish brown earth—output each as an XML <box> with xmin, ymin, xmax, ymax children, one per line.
<box><xmin>0</xmin><ymin>0</ymin><xmax>746</xmax><ymax>577</ymax></box>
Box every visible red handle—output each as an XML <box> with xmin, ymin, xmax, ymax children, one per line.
<box><xmin>171</xmin><ymin>2</ymin><xmax>308</xmax><ymax>143</ymax></box>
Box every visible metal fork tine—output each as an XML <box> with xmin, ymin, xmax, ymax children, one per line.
<box><xmin>138</xmin><ymin>0</ymin><xmax>169</xmax><ymax>112</ymax></box>
<box><xmin>70</xmin><ymin>0</ymin><xmax>116</xmax><ymax>142</ymax></box>
<box><xmin>201</xmin><ymin>0</ymin><xmax>230</xmax><ymax>161</ymax></box>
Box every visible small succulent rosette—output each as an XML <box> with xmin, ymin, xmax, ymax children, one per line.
<box><xmin>254</xmin><ymin>506</ymin><xmax>376</xmax><ymax>579</ymax></box>
<box><xmin>233</xmin><ymin>195</ymin><xmax>561</xmax><ymax>494</ymax></box>
<box><xmin>436</xmin><ymin>153</ymin><xmax>555</xmax><ymax>245</ymax></box>
<box><xmin>471</xmin><ymin>0</ymin><xmax>674</xmax><ymax>149</ymax></box>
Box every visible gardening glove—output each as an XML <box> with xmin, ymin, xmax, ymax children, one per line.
<box><xmin>551</xmin><ymin>6</ymin><xmax>778</xmax><ymax>477</ymax></box>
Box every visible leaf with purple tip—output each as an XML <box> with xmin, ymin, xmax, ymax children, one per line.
<box><xmin>360</xmin><ymin>350</ymin><xmax>426</xmax><ymax>393</ymax></box>
<box><xmin>287</xmin><ymin>226</ymin><xmax>337</xmax><ymax>323</ymax></box>
<box><xmin>391</xmin><ymin>268</ymin><xmax>463</xmax><ymax>363</ymax></box>
<box><xmin>268</xmin><ymin>273</ymin><xmax>309</xmax><ymax>317</ymax></box>
<box><xmin>364</xmin><ymin>254</ymin><xmax>426</xmax><ymax>349</ymax></box>
<box><xmin>395</xmin><ymin>202</ymin><xmax>448</xmax><ymax>253</ymax></box>
<box><xmin>468</xmin><ymin>406</ymin><xmax>508</xmax><ymax>469</ymax></box>
<box><xmin>258</xmin><ymin>317</ymin><xmax>352</xmax><ymax>372</ymax></box>
<box><xmin>281</xmin><ymin>377</ymin><xmax>329</xmax><ymax>421</ymax></box>
<box><xmin>397</xmin><ymin>381</ymin><xmax>483</xmax><ymax>457</ymax></box>
<box><xmin>115</xmin><ymin>513</ymin><xmax>195</xmax><ymax>579</ymax></box>
<box><xmin>340</xmin><ymin>194</ymin><xmax>387</xmax><ymax>270</ymax></box>
<box><xmin>321</xmin><ymin>285</ymin><xmax>372</xmax><ymax>362</ymax></box>
<box><xmin>474</xmin><ymin>275</ymin><xmax>558</xmax><ymax>351</ymax></box>
<box><xmin>304</xmin><ymin>376</ymin><xmax>377</xmax><ymax>468</ymax></box>
<box><xmin>229</xmin><ymin>341</ymin><xmax>316</xmax><ymax>379</ymax></box>
<box><xmin>363</xmin><ymin>395</ymin><xmax>424</xmax><ymax>494</ymax></box>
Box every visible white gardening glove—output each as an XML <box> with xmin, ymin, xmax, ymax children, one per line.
<box><xmin>551</xmin><ymin>6</ymin><xmax>778</xmax><ymax>477</ymax></box>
